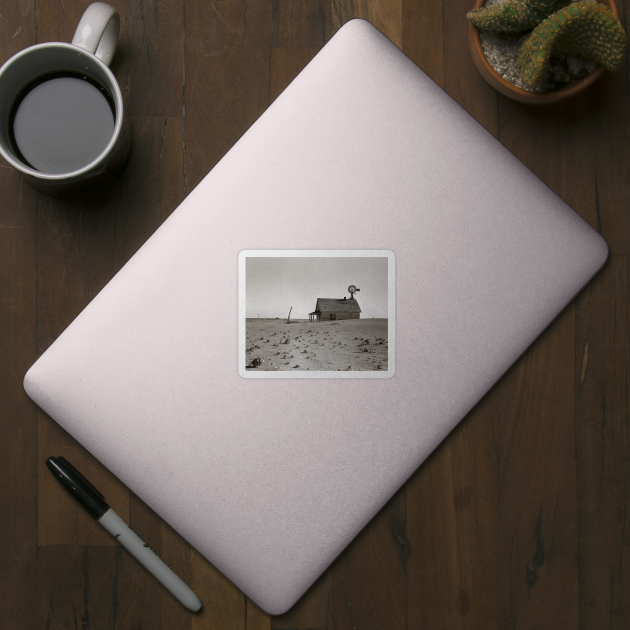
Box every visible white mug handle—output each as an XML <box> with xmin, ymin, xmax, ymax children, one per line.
<box><xmin>71</xmin><ymin>2</ymin><xmax>120</xmax><ymax>67</ymax></box>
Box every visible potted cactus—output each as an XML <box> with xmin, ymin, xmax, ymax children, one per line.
<box><xmin>467</xmin><ymin>0</ymin><xmax>627</xmax><ymax>103</ymax></box>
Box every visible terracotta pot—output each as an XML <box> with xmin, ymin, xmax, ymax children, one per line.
<box><xmin>468</xmin><ymin>0</ymin><xmax>619</xmax><ymax>103</ymax></box>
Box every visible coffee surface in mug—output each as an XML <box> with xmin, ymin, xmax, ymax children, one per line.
<box><xmin>10</xmin><ymin>73</ymin><xmax>115</xmax><ymax>174</ymax></box>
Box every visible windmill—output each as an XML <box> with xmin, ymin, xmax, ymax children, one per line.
<box><xmin>348</xmin><ymin>285</ymin><xmax>360</xmax><ymax>300</ymax></box>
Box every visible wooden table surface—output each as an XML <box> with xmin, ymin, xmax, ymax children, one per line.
<box><xmin>1</xmin><ymin>0</ymin><xmax>628</xmax><ymax>628</ymax></box>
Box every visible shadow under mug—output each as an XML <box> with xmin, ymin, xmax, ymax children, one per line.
<box><xmin>0</xmin><ymin>2</ymin><xmax>131</xmax><ymax>197</ymax></box>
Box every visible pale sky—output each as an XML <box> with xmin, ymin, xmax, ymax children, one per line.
<box><xmin>245</xmin><ymin>256</ymin><xmax>389</xmax><ymax>319</ymax></box>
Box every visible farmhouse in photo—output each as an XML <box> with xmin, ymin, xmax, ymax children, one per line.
<box><xmin>309</xmin><ymin>296</ymin><xmax>362</xmax><ymax>322</ymax></box>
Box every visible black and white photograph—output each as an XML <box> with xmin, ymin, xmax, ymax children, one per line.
<box><xmin>238</xmin><ymin>251</ymin><xmax>395</xmax><ymax>377</ymax></box>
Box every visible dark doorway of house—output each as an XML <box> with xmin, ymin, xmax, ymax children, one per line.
<box><xmin>330</xmin><ymin>314</ymin><xmax>336</xmax><ymax>320</ymax></box>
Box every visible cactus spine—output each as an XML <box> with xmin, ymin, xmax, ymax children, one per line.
<box><xmin>516</xmin><ymin>1</ymin><xmax>627</xmax><ymax>85</ymax></box>
<box><xmin>467</xmin><ymin>0</ymin><xmax>568</xmax><ymax>33</ymax></box>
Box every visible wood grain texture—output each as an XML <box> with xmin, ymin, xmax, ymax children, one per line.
<box><xmin>0</xmin><ymin>0</ymin><xmax>36</xmax><ymax>54</ymax></box>
<box><xmin>576</xmin><ymin>256</ymin><xmax>630</xmax><ymax>629</ymax></box>
<box><xmin>0</xmin><ymin>6</ymin><xmax>38</xmax><ymax>629</ymax></box>
<box><xmin>0</xmin><ymin>147</ymin><xmax>38</xmax><ymax>630</ymax></box>
<box><xmin>497</xmin><ymin>305</ymin><xmax>579</xmax><ymax>629</ymax></box>
<box><xmin>126</xmin><ymin>0</ymin><xmax>184</xmax><ymax>117</ymax></box>
<box><xmin>443</xmin><ymin>0</ymin><xmax>497</xmax><ymax>132</ymax></box>
<box><xmin>583</xmin><ymin>72</ymin><xmax>630</xmax><ymax>254</ymax></box>
<box><xmin>1</xmin><ymin>0</ymin><xmax>629</xmax><ymax>627</ymax></box>
<box><xmin>36</xmin><ymin>545</ymin><xmax>119</xmax><ymax>630</ymax></box>
<box><xmin>403</xmin><ymin>0</ymin><xmax>444</xmax><ymax>87</ymax></box>
<box><xmin>271</xmin><ymin>0</ymin><xmax>332</xmax><ymax>46</ymax></box>
<box><xmin>407</xmin><ymin>393</ymin><xmax>498</xmax><ymax>629</ymax></box>
<box><xmin>331</xmin><ymin>486</ymin><xmax>408</xmax><ymax>630</ymax></box>
<box><xmin>184</xmin><ymin>0</ymin><xmax>271</xmax><ymax>191</ymax></box>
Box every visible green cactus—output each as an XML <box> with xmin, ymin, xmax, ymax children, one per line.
<box><xmin>516</xmin><ymin>1</ymin><xmax>627</xmax><ymax>85</ymax></box>
<box><xmin>467</xmin><ymin>0</ymin><xmax>568</xmax><ymax>33</ymax></box>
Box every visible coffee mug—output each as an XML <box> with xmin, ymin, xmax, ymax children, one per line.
<box><xmin>0</xmin><ymin>2</ymin><xmax>132</xmax><ymax>197</ymax></box>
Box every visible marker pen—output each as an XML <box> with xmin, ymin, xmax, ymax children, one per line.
<box><xmin>46</xmin><ymin>456</ymin><xmax>202</xmax><ymax>613</ymax></box>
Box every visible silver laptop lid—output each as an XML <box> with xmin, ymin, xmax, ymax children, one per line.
<box><xmin>24</xmin><ymin>19</ymin><xmax>607</xmax><ymax>614</ymax></box>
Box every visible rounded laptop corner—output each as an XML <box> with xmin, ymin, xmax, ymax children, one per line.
<box><xmin>594</xmin><ymin>232</ymin><xmax>610</xmax><ymax>273</ymax></box>
<box><xmin>255</xmin><ymin>592</ymin><xmax>301</xmax><ymax>617</ymax></box>
<box><xmin>23</xmin><ymin>360</ymin><xmax>55</xmax><ymax>413</ymax></box>
<box><xmin>335</xmin><ymin>16</ymin><xmax>377</xmax><ymax>37</ymax></box>
<box><xmin>23</xmin><ymin>363</ymin><xmax>38</xmax><ymax>399</ymax></box>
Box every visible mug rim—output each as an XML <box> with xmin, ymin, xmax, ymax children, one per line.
<box><xmin>0</xmin><ymin>41</ymin><xmax>125</xmax><ymax>181</ymax></box>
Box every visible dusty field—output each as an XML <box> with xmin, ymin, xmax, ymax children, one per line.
<box><xmin>245</xmin><ymin>319</ymin><xmax>389</xmax><ymax>371</ymax></box>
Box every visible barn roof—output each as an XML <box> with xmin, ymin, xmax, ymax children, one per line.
<box><xmin>314</xmin><ymin>298</ymin><xmax>361</xmax><ymax>313</ymax></box>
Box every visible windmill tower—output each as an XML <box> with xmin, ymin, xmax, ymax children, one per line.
<box><xmin>348</xmin><ymin>285</ymin><xmax>360</xmax><ymax>300</ymax></box>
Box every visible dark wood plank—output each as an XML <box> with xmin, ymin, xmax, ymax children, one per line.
<box><xmin>331</xmin><ymin>0</ymin><xmax>402</xmax><ymax>48</ymax></box>
<box><xmin>272</xmin><ymin>0</ymin><xmax>331</xmax><ymax>46</ymax></box>
<box><xmin>184</xmin><ymin>0</ymin><xmax>272</xmax><ymax>192</ymax></box>
<box><xmin>0</xmin><ymin>0</ymin><xmax>36</xmax><ymax>54</ymax></box>
<box><xmin>126</xmin><ymin>0</ymin><xmax>183</xmax><ymax>117</ymax></box>
<box><xmin>576</xmin><ymin>256</ymin><xmax>630</xmax><ymax>629</ymax></box>
<box><xmin>575</xmin><ymin>0</ymin><xmax>629</xmax><ymax>254</ymax></box>
<box><xmin>0</xmin><ymin>128</ymin><xmax>38</xmax><ymax>630</ymax></box>
<box><xmin>582</xmin><ymin>71</ymin><xmax>630</xmax><ymax>254</ymax></box>
<box><xmin>407</xmin><ymin>393</ymin><xmax>499</xmax><ymax>629</ymax></box>
<box><xmin>0</xmin><ymin>5</ymin><xmax>39</xmax><ymax>629</ymax></box>
<box><xmin>497</xmin><ymin>305</ymin><xmax>578</xmax><ymax>628</ymax></box>
<box><xmin>36</xmin><ymin>545</ymin><xmax>119</xmax><ymax>630</ymax></box>
<box><xmin>247</xmin><ymin>599</ymin><xmax>272</xmax><ymax>630</ymax></box>
<box><xmin>331</xmin><ymin>486</ymin><xmax>407</xmax><ymax>630</ymax></box>
<box><xmin>443</xmin><ymin>0</ymin><xmax>497</xmax><ymax>131</ymax></box>
<box><xmin>402</xmin><ymin>0</ymin><xmax>444</xmax><ymax>88</ymax></box>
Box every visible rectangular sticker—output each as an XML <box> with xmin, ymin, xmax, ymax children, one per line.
<box><xmin>238</xmin><ymin>250</ymin><xmax>395</xmax><ymax>378</ymax></box>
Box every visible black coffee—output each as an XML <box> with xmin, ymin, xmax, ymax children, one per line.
<box><xmin>10</xmin><ymin>73</ymin><xmax>115</xmax><ymax>174</ymax></box>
